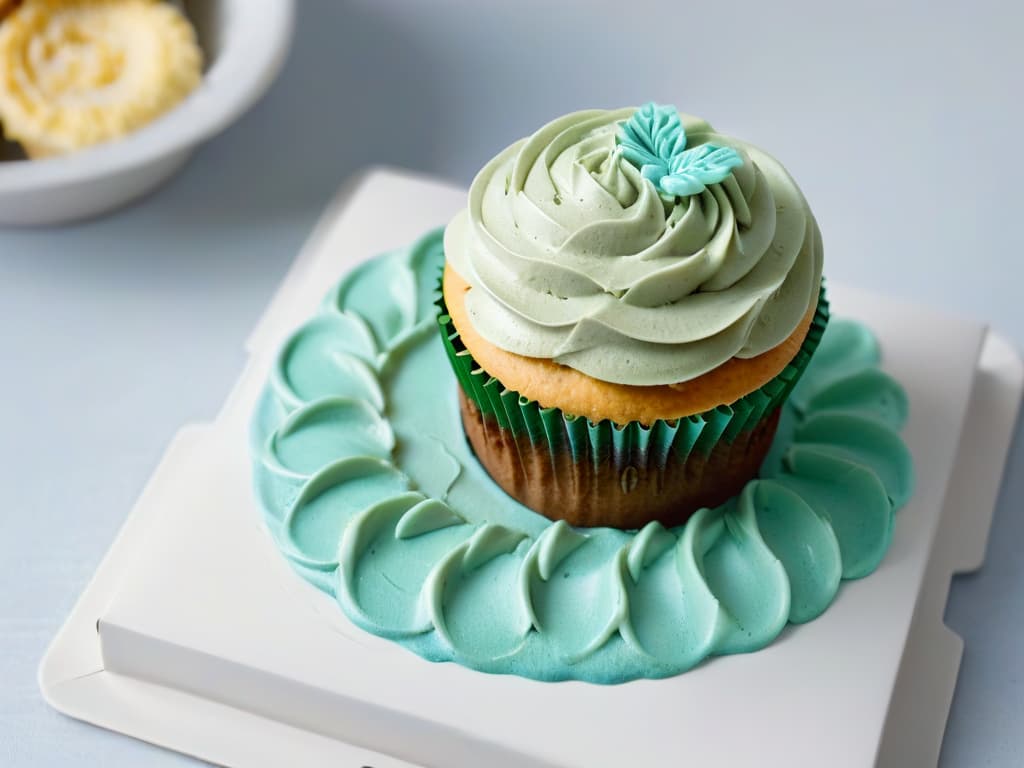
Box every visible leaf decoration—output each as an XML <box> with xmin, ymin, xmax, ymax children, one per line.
<box><xmin>661</xmin><ymin>143</ymin><xmax>744</xmax><ymax>197</ymax></box>
<box><xmin>617</xmin><ymin>102</ymin><xmax>687</xmax><ymax>185</ymax></box>
<box><xmin>617</xmin><ymin>102</ymin><xmax>743</xmax><ymax>199</ymax></box>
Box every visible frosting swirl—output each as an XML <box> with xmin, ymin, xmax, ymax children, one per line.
<box><xmin>444</xmin><ymin>107</ymin><xmax>824</xmax><ymax>386</ymax></box>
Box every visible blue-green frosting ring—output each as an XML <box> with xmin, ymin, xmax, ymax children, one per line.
<box><xmin>250</xmin><ymin>228</ymin><xmax>914</xmax><ymax>684</ymax></box>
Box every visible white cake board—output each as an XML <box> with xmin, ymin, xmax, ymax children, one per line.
<box><xmin>40</xmin><ymin>168</ymin><xmax>1024</xmax><ymax>768</ymax></box>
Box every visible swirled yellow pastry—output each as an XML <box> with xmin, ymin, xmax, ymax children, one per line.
<box><xmin>0</xmin><ymin>1</ymin><xmax>20</xmax><ymax>23</ymax></box>
<box><xmin>0</xmin><ymin>0</ymin><xmax>202</xmax><ymax>157</ymax></box>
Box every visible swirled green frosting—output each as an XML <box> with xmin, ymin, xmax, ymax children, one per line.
<box><xmin>444</xmin><ymin>106</ymin><xmax>823</xmax><ymax>385</ymax></box>
<box><xmin>251</xmin><ymin>230</ymin><xmax>913</xmax><ymax>684</ymax></box>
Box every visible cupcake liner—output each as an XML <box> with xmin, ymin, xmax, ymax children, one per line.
<box><xmin>437</xmin><ymin>284</ymin><xmax>830</xmax><ymax>527</ymax></box>
<box><xmin>438</xmin><ymin>286</ymin><xmax>828</xmax><ymax>455</ymax></box>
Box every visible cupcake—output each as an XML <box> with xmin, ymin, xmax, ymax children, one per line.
<box><xmin>440</xmin><ymin>103</ymin><xmax>827</xmax><ymax>529</ymax></box>
<box><xmin>0</xmin><ymin>0</ymin><xmax>202</xmax><ymax>158</ymax></box>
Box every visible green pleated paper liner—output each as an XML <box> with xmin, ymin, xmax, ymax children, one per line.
<box><xmin>437</xmin><ymin>284</ymin><xmax>829</xmax><ymax>469</ymax></box>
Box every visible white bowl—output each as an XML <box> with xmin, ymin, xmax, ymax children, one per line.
<box><xmin>0</xmin><ymin>0</ymin><xmax>295</xmax><ymax>226</ymax></box>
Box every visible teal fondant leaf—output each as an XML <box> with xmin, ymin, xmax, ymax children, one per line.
<box><xmin>617</xmin><ymin>102</ymin><xmax>742</xmax><ymax>199</ymax></box>
<box><xmin>661</xmin><ymin>144</ymin><xmax>744</xmax><ymax>197</ymax></box>
<box><xmin>617</xmin><ymin>102</ymin><xmax>687</xmax><ymax>185</ymax></box>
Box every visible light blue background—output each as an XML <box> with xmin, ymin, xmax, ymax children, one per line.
<box><xmin>1</xmin><ymin>1</ymin><xmax>1021</xmax><ymax>765</ymax></box>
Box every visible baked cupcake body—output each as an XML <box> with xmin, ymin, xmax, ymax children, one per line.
<box><xmin>442</xmin><ymin>104</ymin><xmax>826</xmax><ymax>528</ymax></box>
<box><xmin>440</xmin><ymin>280</ymin><xmax>828</xmax><ymax>528</ymax></box>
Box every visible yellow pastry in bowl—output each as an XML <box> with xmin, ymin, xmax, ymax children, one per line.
<box><xmin>0</xmin><ymin>0</ymin><xmax>202</xmax><ymax>158</ymax></box>
<box><xmin>0</xmin><ymin>1</ymin><xmax>20</xmax><ymax>23</ymax></box>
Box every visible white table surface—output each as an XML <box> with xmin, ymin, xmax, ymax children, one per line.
<box><xmin>1</xmin><ymin>1</ymin><xmax>1021</xmax><ymax>765</ymax></box>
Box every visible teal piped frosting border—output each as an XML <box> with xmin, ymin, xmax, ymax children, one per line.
<box><xmin>250</xmin><ymin>227</ymin><xmax>915</xmax><ymax>684</ymax></box>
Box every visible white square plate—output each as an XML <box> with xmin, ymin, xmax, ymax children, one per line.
<box><xmin>40</xmin><ymin>169</ymin><xmax>1024</xmax><ymax>768</ymax></box>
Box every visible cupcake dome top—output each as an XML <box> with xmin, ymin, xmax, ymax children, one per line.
<box><xmin>444</xmin><ymin>104</ymin><xmax>823</xmax><ymax>386</ymax></box>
